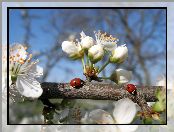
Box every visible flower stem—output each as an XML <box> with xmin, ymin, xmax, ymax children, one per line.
<box><xmin>90</xmin><ymin>61</ymin><xmax>94</xmax><ymax>68</ymax></box>
<box><xmin>85</xmin><ymin>50</ymin><xmax>89</xmax><ymax>65</ymax></box>
<box><xmin>81</xmin><ymin>57</ymin><xmax>86</xmax><ymax>73</ymax></box>
<box><xmin>98</xmin><ymin>59</ymin><xmax>110</xmax><ymax>74</ymax></box>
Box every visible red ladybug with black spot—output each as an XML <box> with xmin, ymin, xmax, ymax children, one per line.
<box><xmin>70</xmin><ymin>78</ymin><xmax>84</xmax><ymax>89</ymax></box>
<box><xmin>126</xmin><ymin>84</ymin><xmax>137</xmax><ymax>95</ymax></box>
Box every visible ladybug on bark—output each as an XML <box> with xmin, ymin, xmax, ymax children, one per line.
<box><xmin>126</xmin><ymin>84</ymin><xmax>137</xmax><ymax>95</ymax></box>
<box><xmin>70</xmin><ymin>78</ymin><xmax>84</xmax><ymax>89</ymax></box>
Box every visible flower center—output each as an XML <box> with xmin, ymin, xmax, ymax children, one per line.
<box><xmin>94</xmin><ymin>30</ymin><xmax>118</xmax><ymax>44</ymax></box>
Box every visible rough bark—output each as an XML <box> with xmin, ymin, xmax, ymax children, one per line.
<box><xmin>40</xmin><ymin>82</ymin><xmax>162</xmax><ymax>102</ymax></box>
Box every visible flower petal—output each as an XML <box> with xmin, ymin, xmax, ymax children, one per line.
<box><xmin>10</xmin><ymin>44</ymin><xmax>27</xmax><ymax>61</ymax></box>
<box><xmin>16</xmin><ymin>76</ymin><xmax>43</xmax><ymax>98</ymax></box>
<box><xmin>29</xmin><ymin>64</ymin><xmax>43</xmax><ymax>77</ymax></box>
<box><xmin>88</xmin><ymin>109</ymin><xmax>114</xmax><ymax>124</ymax></box>
<box><xmin>81</xmin><ymin>36</ymin><xmax>95</xmax><ymax>49</ymax></box>
<box><xmin>113</xmin><ymin>98</ymin><xmax>137</xmax><ymax>124</ymax></box>
<box><xmin>62</xmin><ymin>41</ymin><xmax>83</xmax><ymax>59</ymax></box>
<box><xmin>80</xmin><ymin>31</ymin><xmax>86</xmax><ymax>39</ymax></box>
<box><xmin>88</xmin><ymin>44</ymin><xmax>104</xmax><ymax>63</ymax></box>
<box><xmin>110</xmin><ymin>68</ymin><xmax>132</xmax><ymax>84</ymax></box>
<box><xmin>62</xmin><ymin>41</ymin><xmax>79</xmax><ymax>55</ymax></box>
<box><xmin>102</xmin><ymin>42</ymin><xmax>117</xmax><ymax>51</ymax></box>
<box><xmin>110</xmin><ymin>45</ymin><xmax>128</xmax><ymax>63</ymax></box>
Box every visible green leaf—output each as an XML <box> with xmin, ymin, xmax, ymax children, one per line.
<box><xmin>152</xmin><ymin>101</ymin><xmax>165</xmax><ymax>112</ymax></box>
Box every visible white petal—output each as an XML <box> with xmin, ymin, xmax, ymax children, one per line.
<box><xmin>36</xmin><ymin>65</ymin><xmax>43</xmax><ymax>76</ymax></box>
<box><xmin>81</xmin><ymin>112</ymin><xmax>89</xmax><ymax>124</ymax></box>
<box><xmin>80</xmin><ymin>31</ymin><xmax>86</xmax><ymax>39</ymax></box>
<box><xmin>110</xmin><ymin>68</ymin><xmax>132</xmax><ymax>84</ymax></box>
<box><xmin>88</xmin><ymin>44</ymin><xmax>104</xmax><ymax>63</ymax></box>
<box><xmin>16</xmin><ymin>76</ymin><xmax>43</xmax><ymax>98</ymax></box>
<box><xmin>10</xmin><ymin>44</ymin><xmax>27</xmax><ymax>61</ymax></box>
<box><xmin>117</xmin><ymin>125</ymin><xmax>138</xmax><ymax>132</ymax></box>
<box><xmin>116</xmin><ymin>69</ymin><xmax>132</xmax><ymax>84</ymax></box>
<box><xmin>62</xmin><ymin>41</ymin><xmax>79</xmax><ymax>55</ymax></box>
<box><xmin>29</xmin><ymin>64</ymin><xmax>43</xmax><ymax>77</ymax></box>
<box><xmin>113</xmin><ymin>98</ymin><xmax>137</xmax><ymax>124</ymax></box>
<box><xmin>88</xmin><ymin>109</ymin><xmax>115</xmax><ymax>124</ymax></box>
<box><xmin>110</xmin><ymin>45</ymin><xmax>128</xmax><ymax>63</ymax></box>
<box><xmin>81</xmin><ymin>36</ymin><xmax>95</xmax><ymax>49</ymax></box>
<box><xmin>102</xmin><ymin>42</ymin><xmax>117</xmax><ymax>51</ymax></box>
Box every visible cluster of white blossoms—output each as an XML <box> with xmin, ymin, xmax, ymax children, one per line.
<box><xmin>62</xmin><ymin>31</ymin><xmax>127</xmax><ymax>63</ymax></box>
<box><xmin>62</xmin><ymin>30</ymin><xmax>131</xmax><ymax>84</ymax></box>
<box><xmin>61</xmin><ymin>31</ymin><xmax>138</xmax><ymax>126</ymax></box>
<box><xmin>9</xmin><ymin>44</ymin><xmax>43</xmax><ymax>98</ymax></box>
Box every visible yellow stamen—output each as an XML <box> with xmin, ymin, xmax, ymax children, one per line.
<box><xmin>17</xmin><ymin>53</ymin><xmax>20</xmax><ymax>57</ymax></box>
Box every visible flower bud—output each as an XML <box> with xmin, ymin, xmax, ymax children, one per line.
<box><xmin>88</xmin><ymin>44</ymin><xmax>104</xmax><ymax>63</ymax></box>
<box><xmin>110</xmin><ymin>45</ymin><xmax>128</xmax><ymax>63</ymax></box>
<box><xmin>110</xmin><ymin>68</ymin><xmax>132</xmax><ymax>84</ymax></box>
<box><xmin>81</xmin><ymin>36</ymin><xmax>95</xmax><ymax>49</ymax></box>
<box><xmin>62</xmin><ymin>41</ymin><xmax>83</xmax><ymax>59</ymax></box>
<box><xmin>80</xmin><ymin>32</ymin><xmax>95</xmax><ymax>50</ymax></box>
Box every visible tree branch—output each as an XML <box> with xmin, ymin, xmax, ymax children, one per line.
<box><xmin>39</xmin><ymin>82</ymin><xmax>164</xmax><ymax>117</ymax></box>
<box><xmin>40</xmin><ymin>82</ymin><xmax>162</xmax><ymax>102</ymax></box>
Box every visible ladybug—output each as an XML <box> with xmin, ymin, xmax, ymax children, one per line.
<box><xmin>126</xmin><ymin>84</ymin><xmax>137</xmax><ymax>95</ymax></box>
<box><xmin>70</xmin><ymin>78</ymin><xmax>84</xmax><ymax>88</ymax></box>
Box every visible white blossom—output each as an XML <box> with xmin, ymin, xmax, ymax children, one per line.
<box><xmin>9</xmin><ymin>44</ymin><xmax>43</xmax><ymax>98</ymax></box>
<box><xmin>88</xmin><ymin>109</ymin><xmax>114</xmax><ymax>124</ymax></box>
<box><xmin>88</xmin><ymin>44</ymin><xmax>104</xmax><ymax>63</ymax></box>
<box><xmin>81</xmin><ymin>98</ymin><xmax>138</xmax><ymax>132</ymax></box>
<box><xmin>61</xmin><ymin>41</ymin><xmax>84</xmax><ymax>59</ymax></box>
<box><xmin>80</xmin><ymin>31</ymin><xmax>95</xmax><ymax>49</ymax></box>
<box><xmin>94</xmin><ymin>30</ymin><xmax>118</xmax><ymax>51</ymax></box>
<box><xmin>110</xmin><ymin>45</ymin><xmax>128</xmax><ymax>63</ymax></box>
<box><xmin>113</xmin><ymin>98</ymin><xmax>137</xmax><ymax>124</ymax></box>
<box><xmin>110</xmin><ymin>68</ymin><xmax>132</xmax><ymax>84</ymax></box>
